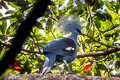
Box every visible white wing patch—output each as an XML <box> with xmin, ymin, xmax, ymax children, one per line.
<box><xmin>65</xmin><ymin>47</ymin><xmax>75</xmax><ymax>51</ymax></box>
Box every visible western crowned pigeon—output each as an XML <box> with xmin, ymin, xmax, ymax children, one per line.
<box><xmin>42</xmin><ymin>15</ymin><xmax>83</xmax><ymax>75</ymax></box>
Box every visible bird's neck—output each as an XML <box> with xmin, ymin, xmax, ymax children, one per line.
<box><xmin>70</xmin><ymin>33</ymin><xmax>78</xmax><ymax>40</ymax></box>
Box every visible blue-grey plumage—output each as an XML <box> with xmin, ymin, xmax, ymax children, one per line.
<box><xmin>42</xmin><ymin>29</ymin><xmax>83</xmax><ymax>75</ymax></box>
<box><xmin>41</xmin><ymin>53</ymin><xmax>56</xmax><ymax>74</ymax></box>
<box><xmin>42</xmin><ymin>15</ymin><xmax>83</xmax><ymax>75</ymax></box>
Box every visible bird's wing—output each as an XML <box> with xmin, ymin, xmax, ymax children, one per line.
<box><xmin>43</xmin><ymin>38</ymin><xmax>76</xmax><ymax>56</ymax></box>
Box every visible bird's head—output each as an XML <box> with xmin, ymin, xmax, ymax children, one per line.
<box><xmin>67</xmin><ymin>22</ymin><xmax>83</xmax><ymax>35</ymax></box>
<box><xmin>57</xmin><ymin>14</ymin><xmax>84</xmax><ymax>36</ymax></box>
<box><xmin>75</xmin><ymin>28</ymin><xmax>84</xmax><ymax>35</ymax></box>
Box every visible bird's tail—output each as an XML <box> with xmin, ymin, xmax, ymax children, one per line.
<box><xmin>41</xmin><ymin>53</ymin><xmax>56</xmax><ymax>75</ymax></box>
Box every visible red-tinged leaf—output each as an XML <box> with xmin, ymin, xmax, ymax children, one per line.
<box><xmin>55</xmin><ymin>18</ymin><xmax>58</xmax><ymax>21</ymax></box>
<box><xmin>109</xmin><ymin>60</ymin><xmax>114</xmax><ymax>65</ymax></box>
<box><xmin>13</xmin><ymin>67</ymin><xmax>21</xmax><ymax>72</ymax></box>
<box><xmin>80</xmin><ymin>73</ymin><xmax>84</xmax><ymax>75</ymax></box>
<box><xmin>53</xmin><ymin>17</ymin><xmax>58</xmax><ymax>21</ymax></box>
<box><xmin>12</xmin><ymin>60</ymin><xmax>20</xmax><ymax>67</ymax></box>
<box><xmin>82</xmin><ymin>62</ymin><xmax>93</xmax><ymax>72</ymax></box>
<box><xmin>104</xmin><ymin>71</ymin><xmax>107</xmax><ymax>75</ymax></box>
<box><xmin>1</xmin><ymin>0</ymin><xmax>6</xmax><ymax>6</ymax></box>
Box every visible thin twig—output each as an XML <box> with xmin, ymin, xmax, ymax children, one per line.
<box><xmin>31</xmin><ymin>30</ymin><xmax>42</xmax><ymax>53</ymax></box>
<box><xmin>87</xmin><ymin>5</ymin><xmax>93</xmax><ymax>35</ymax></box>
<box><xmin>88</xmin><ymin>55</ymin><xmax>110</xmax><ymax>63</ymax></box>
<box><xmin>50</xmin><ymin>30</ymin><xmax>57</xmax><ymax>39</ymax></box>
<box><xmin>78</xmin><ymin>38</ymin><xmax>85</xmax><ymax>54</ymax></box>
<box><xmin>48</xmin><ymin>6</ymin><xmax>59</xmax><ymax>22</ymax></box>
<box><xmin>84</xmin><ymin>34</ymin><xmax>113</xmax><ymax>48</ymax></box>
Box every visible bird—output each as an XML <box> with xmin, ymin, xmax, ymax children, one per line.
<box><xmin>41</xmin><ymin>15</ymin><xmax>84</xmax><ymax>75</ymax></box>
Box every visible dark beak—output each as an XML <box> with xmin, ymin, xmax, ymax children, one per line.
<box><xmin>80</xmin><ymin>32</ymin><xmax>84</xmax><ymax>36</ymax></box>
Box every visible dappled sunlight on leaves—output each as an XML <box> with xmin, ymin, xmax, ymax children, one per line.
<box><xmin>0</xmin><ymin>0</ymin><xmax>120</xmax><ymax>77</ymax></box>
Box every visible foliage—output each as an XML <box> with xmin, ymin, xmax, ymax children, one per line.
<box><xmin>0</xmin><ymin>0</ymin><xmax>120</xmax><ymax>77</ymax></box>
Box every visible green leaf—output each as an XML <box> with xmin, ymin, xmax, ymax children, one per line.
<box><xmin>115</xmin><ymin>61</ymin><xmax>120</xmax><ymax>68</ymax></box>
<box><xmin>0</xmin><ymin>31</ymin><xmax>3</xmax><ymax>35</ymax></box>
<box><xmin>99</xmin><ymin>20</ymin><xmax>112</xmax><ymax>32</ymax></box>
<box><xmin>95</xmin><ymin>20</ymin><xmax>101</xmax><ymax>28</ymax></box>
<box><xmin>0</xmin><ymin>20</ymin><xmax>7</xmax><ymax>35</ymax></box>
<box><xmin>4</xmin><ymin>5</ymin><xmax>9</xmax><ymax>10</ymax></box>
<box><xmin>0</xmin><ymin>5</ymin><xmax>2</xmax><ymax>9</ymax></box>
<box><xmin>105</xmin><ymin>9</ymin><xmax>117</xmax><ymax>20</ymax></box>
<box><xmin>9</xmin><ymin>2</ymin><xmax>21</xmax><ymax>10</ymax></box>
<box><xmin>6</xmin><ymin>22</ymin><xmax>17</xmax><ymax>35</ymax></box>
<box><xmin>92</xmin><ymin>0</ymin><xmax>104</xmax><ymax>10</ymax></box>
<box><xmin>0</xmin><ymin>13</ymin><xmax>3</xmax><ymax>17</ymax></box>
<box><xmin>27</xmin><ymin>0</ymin><xmax>34</xmax><ymax>3</ymax></box>
<box><xmin>105</xmin><ymin>0</ymin><xmax>114</xmax><ymax>11</ymax></box>
<box><xmin>0</xmin><ymin>46</ymin><xmax>8</xmax><ymax>60</ymax></box>
<box><xmin>115</xmin><ymin>52</ymin><xmax>120</xmax><ymax>58</ymax></box>
<box><xmin>5</xmin><ymin>10</ymin><xmax>16</xmax><ymax>15</ymax></box>
<box><xmin>74</xmin><ymin>0</ymin><xmax>85</xmax><ymax>15</ymax></box>
<box><xmin>97</xmin><ymin>64</ymin><xmax>107</xmax><ymax>70</ymax></box>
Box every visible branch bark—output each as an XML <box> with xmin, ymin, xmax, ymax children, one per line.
<box><xmin>0</xmin><ymin>0</ymin><xmax>50</xmax><ymax>76</ymax></box>
<box><xmin>76</xmin><ymin>46</ymin><xmax>120</xmax><ymax>58</ymax></box>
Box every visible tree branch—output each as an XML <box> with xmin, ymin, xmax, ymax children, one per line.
<box><xmin>0</xmin><ymin>40</ymin><xmax>42</xmax><ymax>54</ymax></box>
<box><xmin>76</xmin><ymin>46</ymin><xmax>120</xmax><ymax>58</ymax></box>
<box><xmin>1</xmin><ymin>40</ymin><xmax>120</xmax><ymax>59</ymax></box>
<box><xmin>0</xmin><ymin>0</ymin><xmax>50</xmax><ymax>76</ymax></box>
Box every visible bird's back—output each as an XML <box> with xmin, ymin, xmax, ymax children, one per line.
<box><xmin>43</xmin><ymin>37</ymin><xmax>77</xmax><ymax>63</ymax></box>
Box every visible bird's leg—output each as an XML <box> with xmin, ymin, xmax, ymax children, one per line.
<box><xmin>63</xmin><ymin>60</ymin><xmax>72</xmax><ymax>74</ymax></box>
<box><xmin>56</xmin><ymin>62</ymin><xmax>63</xmax><ymax>75</ymax></box>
